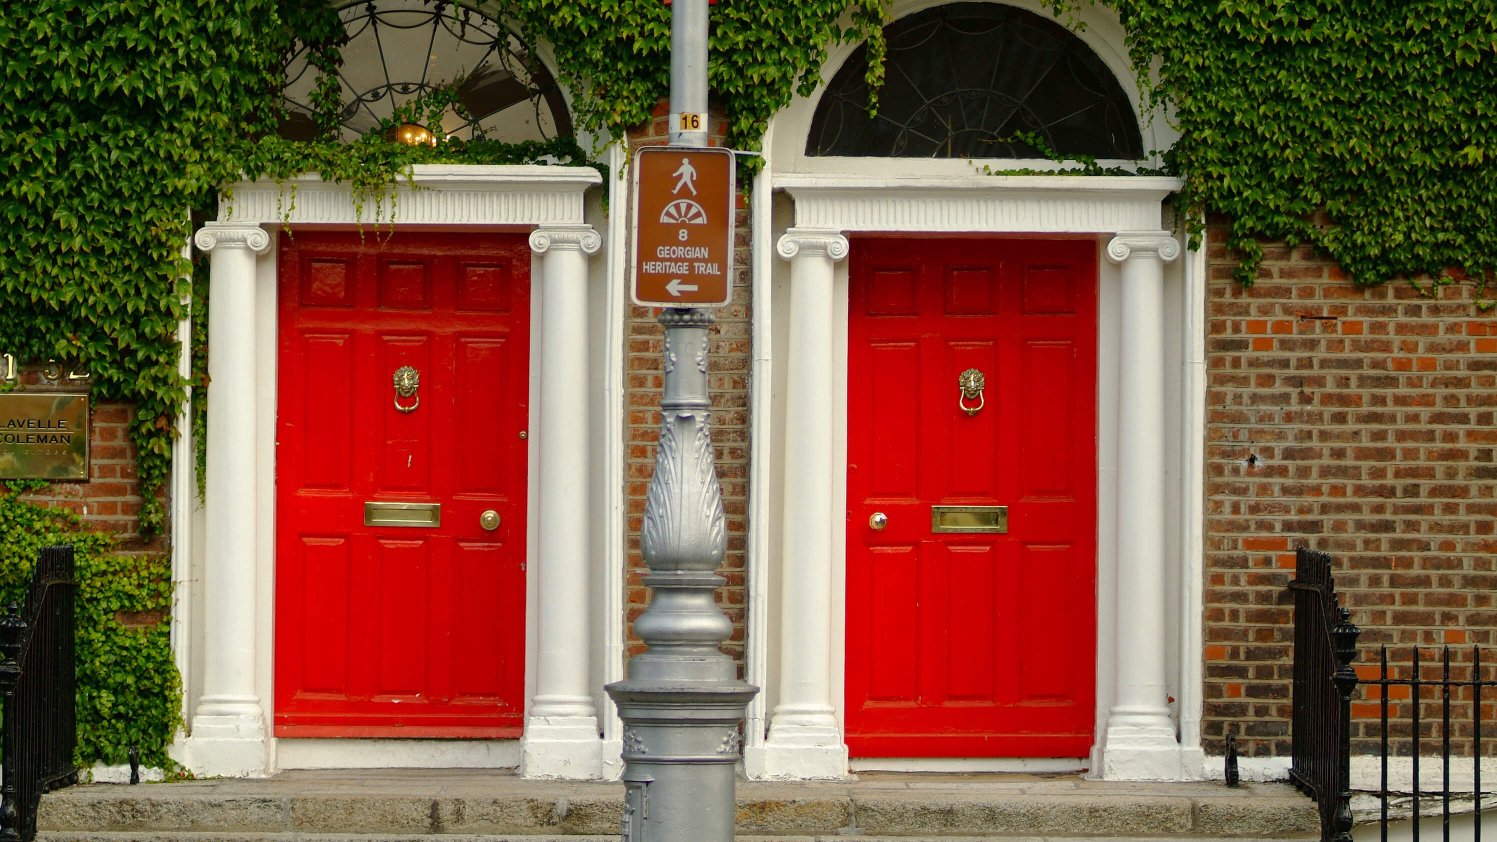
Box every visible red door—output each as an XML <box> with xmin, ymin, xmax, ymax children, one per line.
<box><xmin>275</xmin><ymin>229</ymin><xmax>529</xmax><ymax>737</ymax></box>
<box><xmin>845</xmin><ymin>237</ymin><xmax>1098</xmax><ymax>757</ymax></box>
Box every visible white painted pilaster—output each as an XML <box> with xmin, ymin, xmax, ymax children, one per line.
<box><xmin>748</xmin><ymin>228</ymin><xmax>851</xmax><ymax>780</ymax></box>
<box><xmin>522</xmin><ymin>225</ymin><xmax>604</xmax><ymax>779</ymax></box>
<box><xmin>185</xmin><ymin>223</ymin><xmax>270</xmax><ymax>777</ymax></box>
<box><xmin>1101</xmin><ymin>230</ymin><xmax>1184</xmax><ymax>780</ymax></box>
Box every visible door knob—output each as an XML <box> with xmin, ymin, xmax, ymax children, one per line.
<box><xmin>869</xmin><ymin>512</ymin><xmax>888</xmax><ymax>531</ymax></box>
<box><xmin>480</xmin><ymin>510</ymin><xmax>501</xmax><ymax>531</ymax></box>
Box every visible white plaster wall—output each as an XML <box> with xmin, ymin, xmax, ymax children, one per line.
<box><xmin>254</xmin><ymin>239</ymin><xmax>280</xmax><ymax>773</ymax></box>
<box><xmin>596</xmin><ymin>144</ymin><xmax>631</xmax><ymax>780</ymax></box>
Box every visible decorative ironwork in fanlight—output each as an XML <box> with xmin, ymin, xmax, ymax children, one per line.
<box><xmin>279</xmin><ymin>0</ymin><xmax>571</xmax><ymax>144</ymax></box>
<box><xmin>807</xmin><ymin>3</ymin><xmax>1143</xmax><ymax>160</ymax></box>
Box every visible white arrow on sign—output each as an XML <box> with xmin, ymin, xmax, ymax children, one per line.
<box><xmin>666</xmin><ymin>278</ymin><xmax>699</xmax><ymax>297</ymax></box>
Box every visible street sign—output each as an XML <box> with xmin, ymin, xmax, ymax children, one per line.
<box><xmin>631</xmin><ymin>146</ymin><xmax>735</xmax><ymax>308</ymax></box>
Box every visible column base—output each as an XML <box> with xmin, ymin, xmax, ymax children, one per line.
<box><xmin>599</xmin><ymin>737</ymin><xmax>624</xmax><ymax>781</ymax></box>
<box><xmin>747</xmin><ymin>711</ymin><xmax>850</xmax><ymax>780</ymax></box>
<box><xmin>181</xmin><ymin>706</ymin><xmax>269</xmax><ymax>777</ymax></box>
<box><xmin>1097</xmin><ymin>707</ymin><xmax>1187</xmax><ymax>781</ymax></box>
<box><xmin>520</xmin><ymin>715</ymin><xmax>603</xmax><ymax>779</ymax></box>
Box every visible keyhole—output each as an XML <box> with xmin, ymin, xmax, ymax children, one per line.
<box><xmin>407</xmin><ymin>454</ymin><xmax>412</xmax><ymax>468</ymax></box>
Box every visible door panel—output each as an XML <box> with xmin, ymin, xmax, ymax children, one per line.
<box><xmin>275</xmin><ymin>230</ymin><xmax>529</xmax><ymax>738</ymax></box>
<box><xmin>846</xmin><ymin>237</ymin><xmax>1098</xmax><ymax>758</ymax></box>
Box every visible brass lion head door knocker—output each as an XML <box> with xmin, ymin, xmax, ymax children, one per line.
<box><xmin>958</xmin><ymin>368</ymin><xmax>985</xmax><ymax>416</ymax></box>
<box><xmin>392</xmin><ymin>365</ymin><xmax>421</xmax><ymax>413</ymax></box>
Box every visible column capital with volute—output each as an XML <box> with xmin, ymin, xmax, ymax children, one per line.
<box><xmin>776</xmin><ymin>228</ymin><xmax>849</xmax><ymax>262</ymax></box>
<box><xmin>194</xmin><ymin>223</ymin><xmax>271</xmax><ymax>255</ymax></box>
<box><xmin>529</xmin><ymin>225</ymin><xmax>602</xmax><ymax>256</ymax></box>
<box><xmin>1106</xmin><ymin>231</ymin><xmax>1181</xmax><ymax>265</ymax></box>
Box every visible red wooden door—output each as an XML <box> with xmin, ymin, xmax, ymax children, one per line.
<box><xmin>275</xmin><ymin>229</ymin><xmax>529</xmax><ymax>738</ymax></box>
<box><xmin>845</xmin><ymin>237</ymin><xmax>1098</xmax><ymax>757</ymax></box>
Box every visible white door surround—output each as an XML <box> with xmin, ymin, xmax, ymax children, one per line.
<box><xmin>741</xmin><ymin>0</ymin><xmax>1204</xmax><ymax>784</ymax></box>
<box><xmin>744</xmin><ymin>173</ymin><xmax>1206</xmax><ymax>782</ymax></box>
<box><xmin>179</xmin><ymin>165</ymin><xmax>619</xmax><ymax>779</ymax></box>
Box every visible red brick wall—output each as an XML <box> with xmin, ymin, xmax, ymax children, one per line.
<box><xmin>1203</xmin><ymin>217</ymin><xmax>1497</xmax><ymax>757</ymax></box>
<box><xmin>624</xmin><ymin>104</ymin><xmax>752</xmax><ymax>672</ymax></box>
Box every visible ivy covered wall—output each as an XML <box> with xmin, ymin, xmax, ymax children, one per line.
<box><xmin>1107</xmin><ymin>0</ymin><xmax>1497</xmax><ymax>289</ymax></box>
<box><xmin>3</xmin><ymin>0</ymin><xmax>1493</xmax><ymax>533</ymax></box>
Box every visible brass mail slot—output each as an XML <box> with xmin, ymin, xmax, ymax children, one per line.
<box><xmin>364</xmin><ymin>501</ymin><xmax>441</xmax><ymax>528</ymax></box>
<box><xmin>931</xmin><ymin>505</ymin><xmax>1008</xmax><ymax>534</ymax></box>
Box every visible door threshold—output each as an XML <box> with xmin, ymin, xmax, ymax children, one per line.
<box><xmin>849</xmin><ymin>756</ymin><xmax>1087</xmax><ymax>774</ymax></box>
<box><xmin>273</xmin><ymin>737</ymin><xmax>520</xmax><ymax>771</ymax></box>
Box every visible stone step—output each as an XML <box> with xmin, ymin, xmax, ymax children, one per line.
<box><xmin>37</xmin><ymin>836</ymin><xmax>1313</xmax><ymax>842</ymax></box>
<box><xmin>37</xmin><ymin>770</ymin><xmax>1320</xmax><ymax>840</ymax></box>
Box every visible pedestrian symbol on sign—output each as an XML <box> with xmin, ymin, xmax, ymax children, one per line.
<box><xmin>671</xmin><ymin>157</ymin><xmax>698</xmax><ymax>195</ymax></box>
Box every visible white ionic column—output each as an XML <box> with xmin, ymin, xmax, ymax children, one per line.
<box><xmin>1101</xmin><ymin>230</ymin><xmax>1183</xmax><ymax>780</ymax></box>
<box><xmin>522</xmin><ymin>225</ymin><xmax>604</xmax><ymax>779</ymax></box>
<box><xmin>750</xmin><ymin>228</ymin><xmax>850</xmax><ymax>779</ymax></box>
<box><xmin>186</xmin><ymin>223</ymin><xmax>270</xmax><ymax>777</ymax></box>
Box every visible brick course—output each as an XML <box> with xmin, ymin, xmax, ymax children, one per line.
<box><xmin>1203</xmin><ymin>217</ymin><xmax>1497</xmax><ymax>757</ymax></box>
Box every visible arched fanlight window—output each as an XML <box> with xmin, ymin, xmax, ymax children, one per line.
<box><xmin>280</xmin><ymin>0</ymin><xmax>571</xmax><ymax>143</ymax></box>
<box><xmin>808</xmin><ymin>3</ymin><xmax>1143</xmax><ymax>159</ymax></box>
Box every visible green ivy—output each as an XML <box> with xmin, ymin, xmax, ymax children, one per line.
<box><xmin>1101</xmin><ymin>0</ymin><xmax>1497</xmax><ymax>290</ymax></box>
<box><xmin>0</xmin><ymin>483</ymin><xmax>181</xmax><ymax>769</ymax></box>
<box><xmin>0</xmin><ymin>2</ymin><xmax>284</xmax><ymax>533</ymax></box>
<box><xmin>507</xmin><ymin>0</ymin><xmax>885</xmax><ymax>151</ymax></box>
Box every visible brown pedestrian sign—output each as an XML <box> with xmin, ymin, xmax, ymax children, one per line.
<box><xmin>631</xmin><ymin>146</ymin><xmax>735</xmax><ymax>308</ymax></box>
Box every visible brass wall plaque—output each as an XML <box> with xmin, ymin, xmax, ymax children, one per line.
<box><xmin>364</xmin><ymin>501</ymin><xmax>441</xmax><ymax>528</ymax></box>
<box><xmin>931</xmin><ymin>505</ymin><xmax>1008</xmax><ymax>534</ymax></box>
<box><xmin>0</xmin><ymin>393</ymin><xmax>89</xmax><ymax>480</ymax></box>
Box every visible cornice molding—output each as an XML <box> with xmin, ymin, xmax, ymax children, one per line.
<box><xmin>219</xmin><ymin>165</ymin><xmax>601</xmax><ymax>228</ymax></box>
<box><xmin>776</xmin><ymin>174</ymin><xmax>1180</xmax><ymax>235</ymax></box>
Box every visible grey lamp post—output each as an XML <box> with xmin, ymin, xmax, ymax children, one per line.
<box><xmin>603</xmin><ymin>1</ymin><xmax>758</xmax><ymax>840</ymax></box>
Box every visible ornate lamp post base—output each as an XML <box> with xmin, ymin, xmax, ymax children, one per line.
<box><xmin>607</xmin><ymin>310</ymin><xmax>758</xmax><ymax>841</ymax></box>
<box><xmin>608</xmin><ymin>679</ymin><xmax>757</xmax><ymax>842</ymax></box>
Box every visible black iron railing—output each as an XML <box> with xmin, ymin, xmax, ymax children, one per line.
<box><xmin>1289</xmin><ymin>546</ymin><xmax>1362</xmax><ymax>842</ymax></box>
<box><xmin>1369</xmin><ymin>644</ymin><xmax>1495</xmax><ymax>841</ymax></box>
<box><xmin>0</xmin><ymin>545</ymin><xmax>79</xmax><ymax>842</ymax></box>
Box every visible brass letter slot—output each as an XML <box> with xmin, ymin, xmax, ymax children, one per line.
<box><xmin>364</xmin><ymin>501</ymin><xmax>442</xmax><ymax>528</ymax></box>
<box><xmin>931</xmin><ymin>505</ymin><xmax>1008</xmax><ymax>534</ymax></box>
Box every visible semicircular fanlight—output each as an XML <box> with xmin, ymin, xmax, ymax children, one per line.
<box><xmin>280</xmin><ymin>0</ymin><xmax>571</xmax><ymax>144</ymax></box>
<box><xmin>808</xmin><ymin>3</ymin><xmax>1142</xmax><ymax>160</ymax></box>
